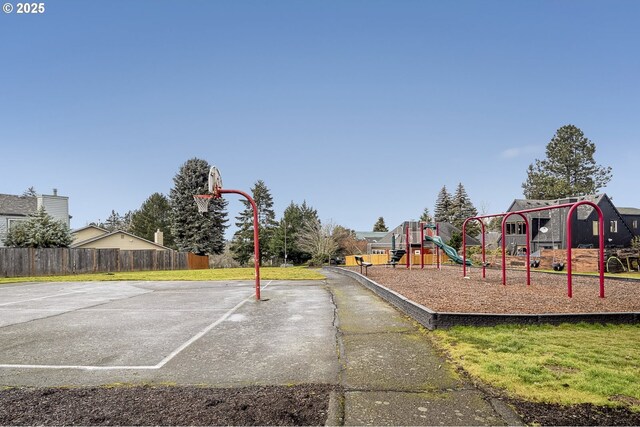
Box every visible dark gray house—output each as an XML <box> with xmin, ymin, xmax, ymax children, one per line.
<box><xmin>503</xmin><ymin>194</ymin><xmax>637</xmax><ymax>254</ymax></box>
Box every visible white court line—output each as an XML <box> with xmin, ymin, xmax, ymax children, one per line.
<box><xmin>0</xmin><ymin>281</ymin><xmax>272</xmax><ymax>371</ymax></box>
<box><xmin>0</xmin><ymin>290</ymin><xmax>84</xmax><ymax>307</ymax></box>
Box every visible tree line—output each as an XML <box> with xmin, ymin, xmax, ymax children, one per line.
<box><xmin>5</xmin><ymin>125</ymin><xmax>611</xmax><ymax>257</ymax></box>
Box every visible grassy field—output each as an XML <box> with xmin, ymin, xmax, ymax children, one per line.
<box><xmin>432</xmin><ymin>323</ymin><xmax>640</xmax><ymax>410</ymax></box>
<box><xmin>0</xmin><ymin>267</ymin><xmax>325</xmax><ymax>285</ymax></box>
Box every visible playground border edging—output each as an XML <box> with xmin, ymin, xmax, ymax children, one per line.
<box><xmin>327</xmin><ymin>267</ymin><xmax>640</xmax><ymax>330</ymax></box>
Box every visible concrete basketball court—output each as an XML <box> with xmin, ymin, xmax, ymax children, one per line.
<box><xmin>0</xmin><ymin>279</ymin><xmax>338</xmax><ymax>387</ymax></box>
<box><xmin>0</xmin><ymin>273</ymin><xmax>521</xmax><ymax>425</ymax></box>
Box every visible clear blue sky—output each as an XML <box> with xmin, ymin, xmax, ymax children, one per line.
<box><xmin>2</xmin><ymin>0</ymin><xmax>639</xmax><ymax>236</ymax></box>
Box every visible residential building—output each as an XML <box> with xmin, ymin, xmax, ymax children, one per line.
<box><xmin>0</xmin><ymin>190</ymin><xmax>70</xmax><ymax>247</ymax></box>
<box><xmin>503</xmin><ymin>194</ymin><xmax>637</xmax><ymax>254</ymax></box>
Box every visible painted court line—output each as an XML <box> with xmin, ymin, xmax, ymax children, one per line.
<box><xmin>0</xmin><ymin>290</ymin><xmax>85</xmax><ymax>307</ymax></box>
<box><xmin>0</xmin><ymin>281</ymin><xmax>272</xmax><ymax>371</ymax></box>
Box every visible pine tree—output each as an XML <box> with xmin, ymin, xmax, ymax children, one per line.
<box><xmin>522</xmin><ymin>125</ymin><xmax>612</xmax><ymax>199</ymax></box>
<box><xmin>230</xmin><ymin>180</ymin><xmax>278</xmax><ymax>265</ymax></box>
<box><xmin>434</xmin><ymin>186</ymin><xmax>454</xmax><ymax>223</ymax></box>
<box><xmin>269</xmin><ymin>201</ymin><xmax>319</xmax><ymax>265</ymax></box>
<box><xmin>169</xmin><ymin>158</ymin><xmax>228</xmax><ymax>255</ymax></box>
<box><xmin>4</xmin><ymin>207</ymin><xmax>72</xmax><ymax>248</ymax></box>
<box><xmin>373</xmin><ymin>217</ymin><xmax>388</xmax><ymax>232</ymax></box>
<box><xmin>419</xmin><ymin>207</ymin><xmax>433</xmax><ymax>224</ymax></box>
<box><xmin>130</xmin><ymin>193</ymin><xmax>175</xmax><ymax>248</ymax></box>
<box><xmin>452</xmin><ymin>183</ymin><xmax>480</xmax><ymax>237</ymax></box>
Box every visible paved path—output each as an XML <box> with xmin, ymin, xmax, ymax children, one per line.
<box><xmin>324</xmin><ymin>270</ymin><xmax>521</xmax><ymax>426</ymax></box>
<box><xmin>0</xmin><ymin>274</ymin><xmax>521</xmax><ymax>425</ymax></box>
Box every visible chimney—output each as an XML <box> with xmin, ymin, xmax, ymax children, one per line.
<box><xmin>53</xmin><ymin>188</ymin><xmax>58</xmax><ymax>196</ymax></box>
<box><xmin>154</xmin><ymin>229</ymin><xmax>164</xmax><ymax>246</ymax></box>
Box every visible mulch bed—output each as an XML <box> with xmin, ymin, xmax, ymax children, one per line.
<box><xmin>356</xmin><ymin>265</ymin><xmax>640</xmax><ymax>314</ymax></box>
<box><xmin>0</xmin><ymin>384</ymin><xmax>334</xmax><ymax>426</ymax></box>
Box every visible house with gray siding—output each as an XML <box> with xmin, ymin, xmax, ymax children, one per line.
<box><xmin>503</xmin><ymin>194</ymin><xmax>637</xmax><ymax>254</ymax></box>
<box><xmin>0</xmin><ymin>190</ymin><xmax>70</xmax><ymax>247</ymax></box>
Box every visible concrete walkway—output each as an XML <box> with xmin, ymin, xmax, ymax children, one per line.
<box><xmin>324</xmin><ymin>269</ymin><xmax>522</xmax><ymax>426</ymax></box>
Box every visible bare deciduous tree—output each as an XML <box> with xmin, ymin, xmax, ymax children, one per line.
<box><xmin>296</xmin><ymin>219</ymin><xmax>339</xmax><ymax>266</ymax></box>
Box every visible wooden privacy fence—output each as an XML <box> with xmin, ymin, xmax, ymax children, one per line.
<box><xmin>345</xmin><ymin>253</ymin><xmax>446</xmax><ymax>267</ymax></box>
<box><xmin>0</xmin><ymin>248</ymin><xmax>209</xmax><ymax>277</ymax></box>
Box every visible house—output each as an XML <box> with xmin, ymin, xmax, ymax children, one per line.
<box><xmin>71</xmin><ymin>225</ymin><xmax>169</xmax><ymax>250</ymax></box>
<box><xmin>503</xmin><ymin>194</ymin><xmax>637</xmax><ymax>254</ymax></box>
<box><xmin>618</xmin><ymin>207</ymin><xmax>640</xmax><ymax>237</ymax></box>
<box><xmin>0</xmin><ymin>190</ymin><xmax>70</xmax><ymax>247</ymax></box>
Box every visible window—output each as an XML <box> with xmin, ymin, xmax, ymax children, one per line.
<box><xmin>633</xmin><ymin>220</ymin><xmax>638</xmax><ymax>229</ymax></box>
<box><xmin>7</xmin><ymin>218</ymin><xmax>26</xmax><ymax>230</ymax></box>
<box><xmin>610</xmin><ymin>220</ymin><xmax>618</xmax><ymax>233</ymax></box>
<box><xmin>516</xmin><ymin>222</ymin><xmax>527</xmax><ymax>235</ymax></box>
<box><xmin>592</xmin><ymin>221</ymin><xmax>599</xmax><ymax>236</ymax></box>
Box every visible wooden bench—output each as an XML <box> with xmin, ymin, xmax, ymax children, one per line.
<box><xmin>354</xmin><ymin>255</ymin><xmax>373</xmax><ymax>276</ymax></box>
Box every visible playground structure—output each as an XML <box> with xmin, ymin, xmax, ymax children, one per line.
<box><xmin>346</xmin><ymin>221</ymin><xmax>470</xmax><ymax>268</ymax></box>
<box><xmin>462</xmin><ymin>200</ymin><xmax>605</xmax><ymax>298</ymax></box>
<box><xmin>194</xmin><ymin>166</ymin><xmax>262</xmax><ymax>300</ymax></box>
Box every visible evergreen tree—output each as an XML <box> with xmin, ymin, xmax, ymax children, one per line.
<box><xmin>4</xmin><ymin>207</ymin><xmax>72</xmax><ymax>248</ymax></box>
<box><xmin>230</xmin><ymin>180</ymin><xmax>278</xmax><ymax>265</ymax></box>
<box><xmin>452</xmin><ymin>183</ymin><xmax>480</xmax><ymax>237</ymax></box>
<box><xmin>419</xmin><ymin>207</ymin><xmax>433</xmax><ymax>224</ymax></box>
<box><xmin>270</xmin><ymin>201</ymin><xmax>319</xmax><ymax>265</ymax></box>
<box><xmin>22</xmin><ymin>186</ymin><xmax>37</xmax><ymax>197</ymax></box>
<box><xmin>101</xmin><ymin>210</ymin><xmax>127</xmax><ymax>232</ymax></box>
<box><xmin>169</xmin><ymin>158</ymin><xmax>228</xmax><ymax>255</ymax></box>
<box><xmin>522</xmin><ymin>125</ymin><xmax>612</xmax><ymax>199</ymax></box>
<box><xmin>130</xmin><ymin>193</ymin><xmax>175</xmax><ymax>248</ymax></box>
<box><xmin>434</xmin><ymin>186</ymin><xmax>454</xmax><ymax>222</ymax></box>
<box><xmin>373</xmin><ymin>217</ymin><xmax>388</xmax><ymax>232</ymax></box>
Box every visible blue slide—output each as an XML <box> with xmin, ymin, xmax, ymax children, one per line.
<box><xmin>424</xmin><ymin>235</ymin><xmax>472</xmax><ymax>266</ymax></box>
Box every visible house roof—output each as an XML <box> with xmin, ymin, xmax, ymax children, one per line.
<box><xmin>355</xmin><ymin>231</ymin><xmax>388</xmax><ymax>243</ymax></box>
<box><xmin>72</xmin><ymin>224</ymin><xmax>109</xmax><ymax>234</ymax></box>
<box><xmin>618</xmin><ymin>207</ymin><xmax>640</xmax><ymax>216</ymax></box>
<box><xmin>0</xmin><ymin>194</ymin><xmax>37</xmax><ymax>216</ymax></box>
<box><xmin>71</xmin><ymin>229</ymin><xmax>169</xmax><ymax>250</ymax></box>
<box><xmin>507</xmin><ymin>194</ymin><xmax>606</xmax><ymax>220</ymax></box>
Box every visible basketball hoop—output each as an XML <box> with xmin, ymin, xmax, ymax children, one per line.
<box><xmin>209</xmin><ymin>166</ymin><xmax>223</xmax><ymax>197</ymax></box>
<box><xmin>193</xmin><ymin>166</ymin><xmax>224</xmax><ymax>213</ymax></box>
<box><xmin>193</xmin><ymin>194</ymin><xmax>213</xmax><ymax>213</ymax></box>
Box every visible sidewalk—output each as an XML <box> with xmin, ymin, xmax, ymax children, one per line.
<box><xmin>324</xmin><ymin>269</ymin><xmax>522</xmax><ymax>426</ymax></box>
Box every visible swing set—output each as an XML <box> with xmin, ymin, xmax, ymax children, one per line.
<box><xmin>462</xmin><ymin>200</ymin><xmax>605</xmax><ymax>298</ymax></box>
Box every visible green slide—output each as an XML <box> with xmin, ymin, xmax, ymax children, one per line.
<box><xmin>424</xmin><ymin>235</ymin><xmax>472</xmax><ymax>266</ymax></box>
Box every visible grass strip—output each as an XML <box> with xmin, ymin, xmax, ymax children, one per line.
<box><xmin>0</xmin><ymin>266</ymin><xmax>325</xmax><ymax>284</ymax></box>
<box><xmin>432</xmin><ymin>323</ymin><xmax>640</xmax><ymax>410</ymax></box>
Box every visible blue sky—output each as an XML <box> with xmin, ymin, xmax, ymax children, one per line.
<box><xmin>1</xmin><ymin>0</ymin><xmax>638</xmax><ymax>236</ymax></box>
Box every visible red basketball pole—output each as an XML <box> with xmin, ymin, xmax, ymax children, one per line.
<box><xmin>219</xmin><ymin>189</ymin><xmax>261</xmax><ymax>300</ymax></box>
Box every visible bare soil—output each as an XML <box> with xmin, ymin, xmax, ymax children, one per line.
<box><xmin>0</xmin><ymin>384</ymin><xmax>334</xmax><ymax>426</ymax></box>
<box><xmin>358</xmin><ymin>265</ymin><xmax>640</xmax><ymax>314</ymax></box>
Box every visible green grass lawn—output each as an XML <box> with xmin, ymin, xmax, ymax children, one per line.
<box><xmin>432</xmin><ymin>323</ymin><xmax>640</xmax><ymax>410</ymax></box>
<box><xmin>0</xmin><ymin>266</ymin><xmax>325</xmax><ymax>285</ymax></box>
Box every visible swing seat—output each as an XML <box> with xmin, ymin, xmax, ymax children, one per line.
<box><xmin>530</xmin><ymin>260</ymin><xmax>540</xmax><ymax>268</ymax></box>
<box><xmin>552</xmin><ymin>262</ymin><xmax>565</xmax><ymax>271</ymax></box>
<box><xmin>482</xmin><ymin>261</ymin><xmax>492</xmax><ymax>267</ymax></box>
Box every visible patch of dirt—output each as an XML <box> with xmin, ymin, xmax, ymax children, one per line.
<box><xmin>0</xmin><ymin>384</ymin><xmax>334</xmax><ymax>426</ymax></box>
<box><xmin>507</xmin><ymin>398</ymin><xmax>640</xmax><ymax>426</ymax></box>
<box><xmin>358</xmin><ymin>265</ymin><xmax>640</xmax><ymax>314</ymax></box>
